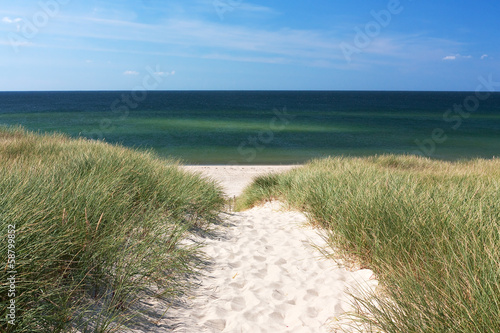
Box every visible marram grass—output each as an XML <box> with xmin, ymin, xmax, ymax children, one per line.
<box><xmin>0</xmin><ymin>126</ymin><xmax>224</xmax><ymax>332</ymax></box>
<box><xmin>237</xmin><ymin>155</ymin><xmax>500</xmax><ymax>332</ymax></box>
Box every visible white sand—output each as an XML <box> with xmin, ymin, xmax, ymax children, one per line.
<box><xmin>120</xmin><ymin>166</ymin><xmax>377</xmax><ymax>332</ymax></box>
<box><xmin>168</xmin><ymin>202</ymin><xmax>377</xmax><ymax>332</ymax></box>
<box><xmin>182</xmin><ymin>165</ymin><xmax>298</xmax><ymax>198</ymax></box>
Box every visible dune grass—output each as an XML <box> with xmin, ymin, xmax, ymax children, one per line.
<box><xmin>0</xmin><ymin>126</ymin><xmax>224</xmax><ymax>332</ymax></box>
<box><xmin>237</xmin><ymin>155</ymin><xmax>500</xmax><ymax>332</ymax></box>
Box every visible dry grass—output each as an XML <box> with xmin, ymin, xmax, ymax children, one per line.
<box><xmin>0</xmin><ymin>126</ymin><xmax>225</xmax><ymax>332</ymax></box>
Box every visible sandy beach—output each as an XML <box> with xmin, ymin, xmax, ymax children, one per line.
<box><xmin>182</xmin><ymin>165</ymin><xmax>299</xmax><ymax>198</ymax></box>
<box><xmin>160</xmin><ymin>166</ymin><xmax>376</xmax><ymax>332</ymax></box>
<box><xmin>121</xmin><ymin>166</ymin><xmax>377</xmax><ymax>332</ymax></box>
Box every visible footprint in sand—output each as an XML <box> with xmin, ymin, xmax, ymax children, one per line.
<box><xmin>274</xmin><ymin>258</ymin><xmax>287</xmax><ymax>265</ymax></box>
<box><xmin>253</xmin><ymin>255</ymin><xmax>267</xmax><ymax>262</ymax></box>
<box><xmin>230</xmin><ymin>297</ymin><xmax>246</xmax><ymax>311</ymax></box>
<box><xmin>203</xmin><ymin>319</ymin><xmax>226</xmax><ymax>331</ymax></box>
<box><xmin>307</xmin><ymin>306</ymin><xmax>319</xmax><ymax>318</ymax></box>
<box><xmin>228</xmin><ymin>261</ymin><xmax>241</xmax><ymax>268</ymax></box>
<box><xmin>228</xmin><ymin>281</ymin><xmax>245</xmax><ymax>289</ymax></box>
<box><xmin>304</xmin><ymin>289</ymin><xmax>319</xmax><ymax>301</ymax></box>
<box><xmin>269</xmin><ymin>311</ymin><xmax>284</xmax><ymax>324</ymax></box>
<box><xmin>272</xmin><ymin>289</ymin><xmax>285</xmax><ymax>301</ymax></box>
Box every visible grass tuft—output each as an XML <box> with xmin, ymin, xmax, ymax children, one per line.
<box><xmin>0</xmin><ymin>126</ymin><xmax>224</xmax><ymax>332</ymax></box>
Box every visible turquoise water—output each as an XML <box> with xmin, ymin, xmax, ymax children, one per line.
<box><xmin>0</xmin><ymin>91</ymin><xmax>499</xmax><ymax>164</ymax></box>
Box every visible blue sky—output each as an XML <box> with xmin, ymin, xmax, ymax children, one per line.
<box><xmin>1</xmin><ymin>0</ymin><xmax>499</xmax><ymax>91</ymax></box>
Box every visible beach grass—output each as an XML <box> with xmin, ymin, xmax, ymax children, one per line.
<box><xmin>237</xmin><ymin>155</ymin><xmax>500</xmax><ymax>332</ymax></box>
<box><xmin>0</xmin><ymin>126</ymin><xmax>225</xmax><ymax>332</ymax></box>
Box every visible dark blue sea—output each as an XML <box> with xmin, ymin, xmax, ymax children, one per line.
<box><xmin>0</xmin><ymin>91</ymin><xmax>499</xmax><ymax>164</ymax></box>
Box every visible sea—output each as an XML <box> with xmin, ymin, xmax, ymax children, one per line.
<box><xmin>0</xmin><ymin>91</ymin><xmax>499</xmax><ymax>164</ymax></box>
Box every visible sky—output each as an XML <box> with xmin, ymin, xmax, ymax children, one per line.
<box><xmin>0</xmin><ymin>0</ymin><xmax>499</xmax><ymax>91</ymax></box>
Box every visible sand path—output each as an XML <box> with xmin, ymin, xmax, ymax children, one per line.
<box><xmin>160</xmin><ymin>166</ymin><xmax>377</xmax><ymax>332</ymax></box>
<box><xmin>182</xmin><ymin>165</ymin><xmax>298</xmax><ymax>198</ymax></box>
<box><xmin>167</xmin><ymin>201</ymin><xmax>376</xmax><ymax>332</ymax></box>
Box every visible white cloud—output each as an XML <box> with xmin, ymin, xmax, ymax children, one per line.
<box><xmin>2</xmin><ymin>17</ymin><xmax>22</xmax><ymax>24</ymax></box>
<box><xmin>2</xmin><ymin>16</ymin><xmax>22</xmax><ymax>31</ymax></box>
<box><xmin>481</xmin><ymin>54</ymin><xmax>488</xmax><ymax>60</ymax></box>
<box><xmin>154</xmin><ymin>70</ymin><xmax>175</xmax><ymax>77</ymax></box>
<box><xmin>238</xmin><ymin>3</ymin><xmax>276</xmax><ymax>13</ymax></box>
<box><xmin>123</xmin><ymin>70</ymin><xmax>139</xmax><ymax>75</ymax></box>
<box><xmin>0</xmin><ymin>39</ymin><xmax>31</xmax><ymax>48</ymax></box>
<box><xmin>443</xmin><ymin>54</ymin><xmax>472</xmax><ymax>61</ymax></box>
<box><xmin>35</xmin><ymin>16</ymin><xmax>344</xmax><ymax>65</ymax></box>
<box><xmin>196</xmin><ymin>0</ymin><xmax>276</xmax><ymax>15</ymax></box>
<box><xmin>0</xmin><ymin>40</ymin><xmax>25</xmax><ymax>46</ymax></box>
<box><xmin>1</xmin><ymin>13</ymin><xmax>467</xmax><ymax>69</ymax></box>
<box><xmin>351</xmin><ymin>34</ymin><xmax>464</xmax><ymax>64</ymax></box>
<box><xmin>202</xmin><ymin>53</ymin><xmax>287</xmax><ymax>64</ymax></box>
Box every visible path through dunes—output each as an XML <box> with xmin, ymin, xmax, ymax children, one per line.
<box><xmin>167</xmin><ymin>201</ymin><xmax>377</xmax><ymax>332</ymax></box>
<box><xmin>119</xmin><ymin>166</ymin><xmax>377</xmax><ymax>332</ymax></box>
